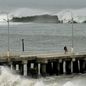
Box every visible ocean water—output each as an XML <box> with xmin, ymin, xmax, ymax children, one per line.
<box><xmin>0</xmin><ymin>23</ymin><xmax>86</xmax><ymax>53</ymax></box>
<box><xmin>0</xmin><ymin>22</ymin><xmax>86</xmax><ymax>86</ymax></box>
<box><xmin>0</xmin><ymin>66</ymin><xmax>86</xmax><ymax>86</ymax></box>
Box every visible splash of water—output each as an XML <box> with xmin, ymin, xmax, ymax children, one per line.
<box><xmin>57</xmin><ymin>8</ymin><xmax>86</xmax><ymax>23</ymax></box>
<box><xmin>0</xmin><ymin>66</ymin><xmax>86</xmax><ymax>86</ymax></box>
<box><xmin>0</xmin><ymin>66</ymin><xmax>35</xmax><ymax>86</ymax></box>
<box><xmin>63</xmin><ymin>81</ymin><xmax>74</xmax><ymax>86</ymax></box>
<box><xmin>1</xmin><ymin>8</ymin><xmax>86</xmax><ymax>24</ymax></box>
<box><xmin>34</xmin><ymin>80</ymin><xmax>45</xmax><ymax>86</ymax></box>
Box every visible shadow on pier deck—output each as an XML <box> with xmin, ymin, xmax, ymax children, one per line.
<box><xmin>0</xmin><ymin>51</ymin><xmax>86</xmax><ymax>77</ymax></box>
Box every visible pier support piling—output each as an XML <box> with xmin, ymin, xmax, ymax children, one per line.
<box><xmin>23</xmin><ymin>60</ymin><xmax>27</xmax><ymax>76</ymax></box>
<box><xmin>16</xmin><ymin>64</ymin><xmax>19</xmax><ymax>71</ymax></box>
<box><xmin>79</xmin><ymin>59</ymin><xmax>86</xmax><ymax>73</ymax></box>
<box><xmin>41</xmin><ymin>63</ymin><xmax>47</xmax><ymax>76</ymax></box>
<box><xmin>53</xmin><ymin>61</ymin><xmax>58</xmax><ymax>75</ymax></box>
<box><xmin>63</xmin><ymin>60</ymin><xmax>66</xmax><ymax>74</ymax></box>
<box><xmin>38</xmin><ymin>63</ymin><xmax>41</xmax><ymax>76</ymax></box>
<box><xmin>73</xmin><ymin>59</ymin><xmax>79</xmax><ymax>73</ymax></box>
<box><xmin>66</xmin><ymin>60</ymin><xmax>71</xmax><ymax>74</ymax></box>
<box><xmin>46</xmin><ymin>61</ymin><xmax>53</xmax><ymax>75</ymax></box>
<box><xmin>58</xmin><ymin>59</ymin><xmax>63</xmax><ymax>74</ymax></box>
<box><xmin>10</xmin><ymin>62</ymin><xmax>13</xmax><ymax>71</ymax></box>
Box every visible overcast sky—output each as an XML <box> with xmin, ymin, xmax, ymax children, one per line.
<box><xmin>0</xmin><ymin>0</ymin><xmax>86</xmax><ymax>11</ymax></box>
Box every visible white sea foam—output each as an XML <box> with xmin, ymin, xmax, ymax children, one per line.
<box><xmin>34</xmin><ymin>80</ymin><xmax>45</xmax><ymax>86</ymax></box>
<box><xmin>0</xmin><ymin>8</ymin><xmax>86</xmax><ymax>24</ymax></box>
<box><xmin>0</xmin><ymin>66</ymin><xmax>86</xmax><ymax>86</ymax></box>
<box><xmin>0</xmin><ymin>66</ymin><xmax>35</xmax><ymax>86</ymax></box>
<box><xmin>0</xmin><ymin>14</ymin><xmax>7</xmax><ymax>22</ymax></box>
<box><xmin>63</xmin><ymin>81</ymin><xmax>74</xmax><ymax>86</ymax></box>
<box><xmin>9</xmin><ymin>8</ymin><xmax>86</xmax><ymax>23</ymax></box>
<box><xmin>57</xmin><ymin>8</ymin><xmax>86</xmax><ymax>23</ymax></box>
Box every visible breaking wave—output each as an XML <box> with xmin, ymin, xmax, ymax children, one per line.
<box><xmin>0</xmin><ymin>8</ymin><xmax>86</xmax><ymax>24</ymax></box>
<box><xmin>11</xmin><ymin>14</ymin><xmax>59</xmax><ymax>23</ymax></box>
<box><xmin>0</xmin><ymin>66</ymin><xmax>86</xmax><ymax>86</ymax></box>
<box><xmin>0</xmin><ymin>66</ymin><xmax>36</xmax><ymax>86</ymax></box>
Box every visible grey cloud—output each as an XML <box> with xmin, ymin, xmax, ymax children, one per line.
<box><xmin>0</xmin><ymin>0</ymin><xmax>86</xmax><ymax>11</ymax></box>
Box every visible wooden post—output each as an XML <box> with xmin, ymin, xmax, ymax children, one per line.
<box><xmin>22</xmin><ymin>39</ymin><xmax>24</xmax><ymax>52</ymax></box>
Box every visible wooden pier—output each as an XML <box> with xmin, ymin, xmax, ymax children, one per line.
<box><xmin>0</xmin><ymin>51</ymin><xmax>86</xmax><ymax>77</ymax></box>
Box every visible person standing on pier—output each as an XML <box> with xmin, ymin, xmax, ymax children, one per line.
<box><xmin>64</xmin><ymin>46</ymin><xmax>68</xmax><ymax>54</ymax></box>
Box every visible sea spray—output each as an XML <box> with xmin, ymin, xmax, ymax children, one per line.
<box><xmin>63</xmin><ymin>81</ymin><xmax>74</xmax><ymax>86</ymax></box>
<box><xmin>34</xmin><ymin>80</ymin><xmax>45</xmax><ymax>86</ymax></box>
<box><xmin>0</xmin><ymin>66</ymin><xmax>86</xmax><ymax>86</ymax></box>
<box><xmin>0</xmin><ymin>66</ymin><xmax>35</xmax><ymax>86</ymax></box>
<box><xmin>70</xmin><ymin>74</ymin><xmax>86</xmax><ymax>86</ymax></box>
<box><xmin>1</xmin><ymin>8</ymin><xmax>86</xmax><ymax>24</ymax></box>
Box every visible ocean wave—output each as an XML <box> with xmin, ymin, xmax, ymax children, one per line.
<box><xmin>1</xmin><ymin>8</ymin><xmax>86</xmax><ymax>23</ymax></box>
<box><xmin>0</xmin><ymin>66</ymin><xmax>86</xmax><ymax>86</ymax></box>
<box><xmin>11</xmin><ymin>14</ymin><xmax>60</xmax><ymax>23</ymax></box>
<box><xmin>0</xmin><ymin>66</ymin><xmax>36</xmax><ymax>86</ymax></box>
<box><xmin>9</xmin><ymin>8</ymin><xmax>86</xmax><ymax>23</ymax></box>
<box><xmin>57</xmin><ymin>8</ymin><xmax>86</xmax><ymax>23</ymax></box>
